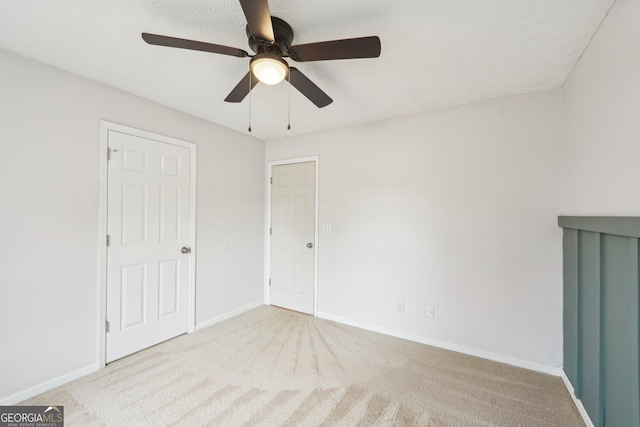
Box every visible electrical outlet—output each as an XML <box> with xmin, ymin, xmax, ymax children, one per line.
<box><xmin>426</xmin><ymin>305</ymin><xmax>435</xmax><ymax>318</ymax></box>
<box><xmin>395</xmin><ymin>301</ymin><xmax>404</xmax><ymax>314</ymax></box>
<box><xmin>322</xmin><ymin>224</ymin><xmax>332</xmax><ymax>234</ymax></box>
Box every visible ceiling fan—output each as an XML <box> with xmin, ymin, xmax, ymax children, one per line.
<box><xmin>141</xmin><ymin>0</ymin><xmax>381</xmax><ymax>108</ymax></box>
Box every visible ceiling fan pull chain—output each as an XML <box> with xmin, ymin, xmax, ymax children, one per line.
<box><xmin>248</xmin><ymin>71</ymin><xmax>252</xmax><ymax>132</ymax></box>
<box><xmin>287</xmin><ymin>69</ymin><xmax>291</xmax><ymax>130</ymax></box>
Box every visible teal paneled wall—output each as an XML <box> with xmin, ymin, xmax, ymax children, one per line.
<box><xmin>559</xmin><ymin>217</ymin><xmax>640</xmax><ymax>427</ymax></box>
<box><xmin>601</xmin><ymin>234</ymin><xmax>639</xmax><ymax>427</ymax></box>
<box><xmin>578</xmin><ymin>231</ymin><xmax>602</xmax><ymax>425</ymax></box>
<box><xmin>563</xmin><ymin>229</ymin><xmax>579</xmax><ymax>393</ymax></box>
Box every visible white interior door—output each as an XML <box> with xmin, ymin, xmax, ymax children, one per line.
<box><xmin>106</xmin><ymin>130</ymin><xmax>192</xmax><ymax>363</ymax></box>
<box><xmin>270</xmin><ymin>161</ymin><xmax>316</xmax><ymax>314</ymax></box>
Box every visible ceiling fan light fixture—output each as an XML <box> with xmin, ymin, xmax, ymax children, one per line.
<box><xmin>250</xmin><ymin>53</ymin><xmax>288</xmax><ymax>85</ymax></box>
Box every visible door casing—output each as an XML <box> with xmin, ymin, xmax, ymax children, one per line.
<box><xmin>98</xmin><ymin>120</ymin><xmax>197</xmax><ymax>367</ymax></box>
<box><xmin>265</xmin><ymin>157</ymin><xmax>319</xmax><ymax>316</ymax></box>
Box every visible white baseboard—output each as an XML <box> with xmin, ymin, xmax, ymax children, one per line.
<box><xmin>316</xmin><ymin>311</ymin><xmax>562</xmax><ymax>376</ymax></box>
<box><xmin>0</xmin><ymin>362</ymin><xmax>100</xmax><ymax>406</ymax></box>
<box><xmin>195</xmin><ymin>300</ymin><xmax>264</xmax><ymax>331</ymax></box>
<box><xmin>561</xmin><ymin>371</ymin><xmax>594</xmax><ymax>427</ymax></box>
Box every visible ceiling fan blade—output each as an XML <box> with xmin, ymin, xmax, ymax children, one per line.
<box><xmin>224</xmin><ymin>71</ymin><xmax>259</xmax><ymax>103</ymax></box>
<box><xmin>289</xmin><ymin>68</ymin><xmax>333</xmax><ymax>108</ymax></box>
<box><xmin>142</xmin><ymin>33</ymin><xmax>249</xmax><ymax>58</ymax></box>
<box><xmin>288</xmin><ymin>36</ymin><xmax>381</xmax><ymax>62</ymax></box>
<box><xmin>239</xmin><ymin>0</ymin><xmax>275</xmax><ymax>43</ymax></box>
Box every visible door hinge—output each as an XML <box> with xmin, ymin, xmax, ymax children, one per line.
<box><xmin>105</xmin><ymin>320</ymin><xmax>110</xmax><ymax>333</ymax></box>
<box><xmin>270</xmin><ymin>177</ymin><xmax>273</xmax><ymax>184</ymax></box>
<box><xmin>270</xmin><ymin>227</ymin><xmax>272</xmax><ymax>235</ymax></box>
<box><xmin>269</xmin><ymin>278</ymin><xmax>271</xmax><ymax>286</ymax></box>
<box><xmin>106</xmin><ymin>235</ymin><xmax>111</xmax><ymax>247</ymax></box>
<box><xmin>107</xmin><ymin>147</ymin><xmax>118</xmax><ymax>161</ymax></box>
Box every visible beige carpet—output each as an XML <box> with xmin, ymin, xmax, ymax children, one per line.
<box><xmin>23</xmin><ymin>306</ymin><xmax>583</xmax><ymax>426</ymax></box>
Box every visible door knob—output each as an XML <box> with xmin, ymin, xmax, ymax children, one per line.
<box><xmin>181</xmin><ymin>247</ymin><xmax>191</xmax><ymax>254</ymax></box>
<box><xmin>307</xmin><ymin>242</ymin><xmax>313</xmax><ymax>249</ymax></box>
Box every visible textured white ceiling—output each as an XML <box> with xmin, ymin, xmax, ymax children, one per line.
<box><xmin>0</xmin><ymin>0</ymin><xmax>614</xmax><ymax>140</ymax></box>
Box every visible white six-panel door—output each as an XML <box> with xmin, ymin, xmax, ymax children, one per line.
<box><xmin>106</xmin><ymin>130</ymin><xmax>192</xmax><ymax>363</ymax></box>
<box><xmin>270</xmin><ymin>162</ymin><xmax>316</xmax><ymax>314</ymax></box>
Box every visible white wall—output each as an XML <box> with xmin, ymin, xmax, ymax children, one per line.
<box><xmin>561</xmin><ymin>0</ymin><xmax>640</xmax><ymax>214</ymax></box>
<box><xmin>0</xmin><ymin>49</ymin><xmax>265</xmax><ymax>402</ymax></box>
<box><xmin>266</xmin><ymin>90</ymin><xmax>563</xmax><ymax>368</ymax></box>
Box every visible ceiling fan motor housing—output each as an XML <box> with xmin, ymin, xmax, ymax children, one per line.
<box><xmin>247</xmin><ymin>17</ymin><xmax>294</xmax><ymax>56</ymax></box>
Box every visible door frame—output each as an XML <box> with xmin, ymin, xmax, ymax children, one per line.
<box><xmin>265</xmin><ymin>157</ymin><xmax>319</xmax><ymax>316</ymax></box>
<box><xmin>98</xmin><ymin>120</ymin><xmax>197</xmax><ymax>367</ymax></box>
